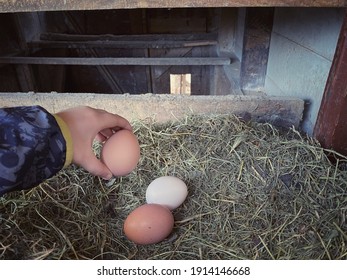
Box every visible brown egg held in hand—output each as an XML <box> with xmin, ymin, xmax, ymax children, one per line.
<box><xmin>124</xmin><ymin>204</ymin><xmax>174</xmax><ymax>245</ymax></box>
<box><xmin>101</xmin><ymin>129</ymin><xmax>140</xmax><ymax>176</ymax></box>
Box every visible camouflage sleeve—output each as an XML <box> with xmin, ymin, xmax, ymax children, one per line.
<box><xmin>0</xmin><ymin>106</ymin><xmax>68</xmax><ymax>196</ymax></box>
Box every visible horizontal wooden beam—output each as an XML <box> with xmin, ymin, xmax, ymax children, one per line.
<box><xmin>39</xmin><ymin>32</ymin><xmax>218</xmax><ymax>42</ymax></box>
<box><xmin>31</xmin><ymin>32</ymin><xmax>218</xmax><ymax>49</ymax></box>
<box><xmin>28</xmin><ymin>40</ymin><xmax>217</xmax><ymax>49</ymax></box>
<box><xmin>0</xmin><ymin>0</ymin><xmax>346</xmax><ymax>12</ymax></box>
<box><xmin>0</xmin><ymin>57</ymin><xmax>231</xmax><ymax>66</ymax></box>
<box><xmin>0</xmin><ymin>92</ymin><xmax>304</xmax><ymax>128</ymax></box>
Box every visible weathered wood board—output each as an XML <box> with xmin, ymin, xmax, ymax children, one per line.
<box><xmin>0</xmin><ymin>0</ymin><xmax>346</xmax><ymax>12</ymax></box>
<box><xmin>241</xmin><ymin>8</ymin><xmax>274</xmax><ymax>92</ymax></box>
<box><xmin>0</xmin><ymin>57</ymin><xmax>231</xmax><ymax>66</ymax></box>
<box><xmin>0</xmin><ymin>92</ymin><xmax>304</xmax><ymax>128</ymax></box>
<box><xmin>314</xmin><ymin>10</ymin><xmax>347</xmax><ymax>156</ymax></box>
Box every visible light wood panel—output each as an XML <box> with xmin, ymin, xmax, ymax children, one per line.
<box><xmin>0</xmin><ymin>0</ymin><xmax>346</xmax><ymax>13</ymax></box>
<box><xmin>0</xmin><ymin>92</ymin><xmax>304</xmax><ymax>128</ymax></box>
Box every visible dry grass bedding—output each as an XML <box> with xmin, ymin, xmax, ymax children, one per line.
<box><xmin>0</xmin><ymin>114</ymin><xmax>346</xmax><ymax>260</ymax></box>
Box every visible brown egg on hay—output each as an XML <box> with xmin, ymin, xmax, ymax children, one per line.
<box><xmin>123</xmin><ymin>204</ymin><xmax>174</xmax><ymax>245</ymax></box>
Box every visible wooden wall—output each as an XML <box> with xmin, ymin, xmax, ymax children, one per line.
<box><xmin>264</xmin><ymin>8</ymin><xmax>345</xmax><ymax>135</ymax></box>
<box><xmin>314</xmin><ymin>10</ymin><xmax>347</xmax><ymax>156</ymax></box>
<box><xmin>0</xmin><ymin>9</ymin><xmax>232</xmax><ymax>95</ymax></box>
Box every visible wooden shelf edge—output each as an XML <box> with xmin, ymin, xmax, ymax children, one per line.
<box><xmin>0</xmin><ymin>56</ymin><xmax>232</xmax><ymax>66</ymax></box>
<box><xmin>0</xmin><ymin>0</ymin><xmax>346</xmax><ymax>13</ymax></box>
<box><xmin>0</xmin><ymin>92</ymin><xmax>304</xmax><ymax>128</ymax></box>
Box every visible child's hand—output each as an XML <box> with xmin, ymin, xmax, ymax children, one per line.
<box><xmin>56</xmin><ymin>106</ymin><xmax>132</xmax><ymax>180</ymax></box>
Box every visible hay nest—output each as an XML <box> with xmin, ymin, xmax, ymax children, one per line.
<box><xmin>1</xmin><ymin>114</ymin><xmax>346</xmax><ymax>260</ymax></box>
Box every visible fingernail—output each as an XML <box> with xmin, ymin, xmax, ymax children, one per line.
<box><xmin>103</xmin><ymin>173</ymin><xmax>113</xmax><ymax>180</ymax></box>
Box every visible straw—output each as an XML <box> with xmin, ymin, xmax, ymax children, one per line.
<box><xmin>1</xmin><ymin>114</ymin><xmax>346</xmax><ymax>259</ymax></box>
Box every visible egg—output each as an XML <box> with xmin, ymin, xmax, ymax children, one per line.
<box><xmin>123</xmin><ymin>204</ymin><xmax>174</xmax><ymax>245</ymax></box>
<box><xmin>101</xmin><ymin>129</ymin><xmax>140</xmax><ymax>176</ymax></box>
<box><xmin>146</xmin><ymin>176</ymin><xmax>188</xmax><ymax>210</ymax></box>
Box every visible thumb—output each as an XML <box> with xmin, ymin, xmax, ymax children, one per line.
<box><xmin>82</xmin><ymin>156</ymin><xmax>113</xmax><ymax>180</ymax></box>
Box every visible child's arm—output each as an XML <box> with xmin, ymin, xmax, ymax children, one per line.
<box><xmin>0</xmin><ymin>105</ymin><xmax>132</xmax><ymax>196</ymax></box>
<box><xmin>0</xmin><ymin>105</ymin><xmax>70</xmax><ymax>195</ymax></box>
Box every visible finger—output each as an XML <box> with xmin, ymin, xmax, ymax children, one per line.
<box><xmin>99</xmin><ymin>128</ymin><xmax>114</xmax><ymax>138</ymax></box>
<box><xmin>98</xmin><ymin>111</ymin><xmax>133</xmax><ymax>132</ymax></box>
<box><xmin>95</xmin><ymin>133</ymin><xmax>107</xmax><ymax>143</ymax></box>
<box><xmin>81</xmin><ymin>155</ymin><xmax>113</xmax><ymax>180</ymax></box>
<box><xmin>95</xmin><ymin>127</ymin><xmax>122</xmax><ymax>142</ymax></box>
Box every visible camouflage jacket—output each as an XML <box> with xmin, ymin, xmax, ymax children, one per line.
<box><xmin>0</xmin><ymin>106</ymin><xmax>70</xmax><ymax>196</ymax></box>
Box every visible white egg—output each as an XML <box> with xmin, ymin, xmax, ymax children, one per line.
<box><xmin>146</xmin><ymin>176</ymin><xmax>188</xmax><ymax>210</ymax></box>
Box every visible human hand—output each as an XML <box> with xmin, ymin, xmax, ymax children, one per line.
<box><xmin>56</xmin><ymin>106</ymin><xmax>132</xmax><ymax>180</ymax></box>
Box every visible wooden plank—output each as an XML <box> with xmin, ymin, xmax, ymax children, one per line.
<box><xmin>0</xmin><ymin>0</ymin><xmax>346</xmax><ymax>12</ymax></box>
<box><xmin>147</xmin><ymin>9</ymin><xmax>214</xmax><ymax>95</ymax></box>
<box><xmin>63</xmin><ymin>11</ymin><xmax>124</xmax><ymax>94</ymax></box>
<box><xmin>313</xmin><ymin>10</ymin><xmax>347</xmax><ymax>156</ymax></box>
<box><xmin>12</xmin><ymin>13</ymin><xmax>36</xmax><ymax>91</ymax></box>
<box><xmin>34</xmin><ymin>32</ymin><xmax>218</xmax><ymax>49</ymax></box>
<box><xmin>39</xmin><ymin>32</ymin><xmax>218</xmax><ymax>42</ymax></box>
<box><xmin>240</xmin><ymin>7</ymin><xmax>274</xmax><ymax>92</ymax></box>
<box><xmin>28</xmin><ymin>40</ymin><xmax>218</xmax><ymax>49</ymax></box>
<box><xmin>170</xmin><ymin>74</ymin><xmax>191</xmax><ymax>95</ymax></box>
<box><xmin>14</xmin><ymin>65</ymin><xmax>36</xmax><ymax>92</ymax></box>
<box><xmin>0</xmin><ymin>92</ymin><xmax>304</xmax><ymax>128</ymax></box>
<box><xmin>0</xmin><ymin>57</ymin><xmax>231</xmax><ymax>66</ymax></box>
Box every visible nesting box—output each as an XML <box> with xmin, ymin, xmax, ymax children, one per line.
<box><xmin>0</xmin><ymin>1</ymin><xmax>347</xmax><ymax>262</ymax></box>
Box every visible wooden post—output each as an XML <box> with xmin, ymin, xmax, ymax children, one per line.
<box><xmin>12</xmin><ymin>13</ymin><xmax>36</xmax><ymax>91</ymax></box>
<box><xmin>313</xmin><ymin>9</ymin><xmax>347</xmax><ymax>156</ymax></box>
<box><xmin>240</xmin><ymin>7</ymin><xmax>274</xmax><ymax>92</ymax></box>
